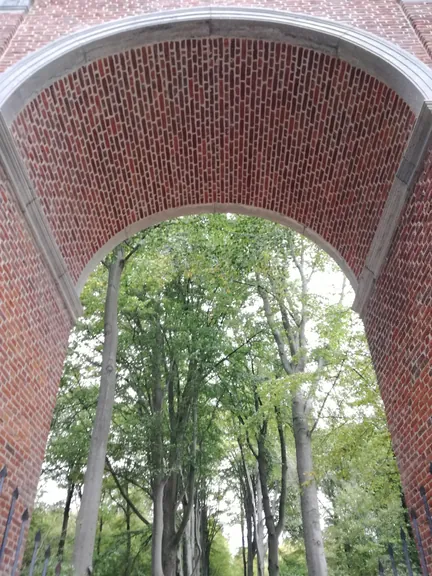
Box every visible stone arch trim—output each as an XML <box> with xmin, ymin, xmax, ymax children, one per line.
<box><xmin>2</xmin><ymin>7</ymin><xmax>432</xmax><ymax>118</ymax></box>
<box><xmin>76</xmin><ymin>203</ymin><xmax>360</xmax><ymax>295</ymax></box>
<box><xmin>1</xmin><ymin>7</ymin><xmax>432</xmax><ymax>320</ymax></box>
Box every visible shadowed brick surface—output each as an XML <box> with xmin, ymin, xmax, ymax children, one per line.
<box><xmin>365</xmin><ymin>144</ymin><xmax>432</xmax><ymax>557</ymax></box>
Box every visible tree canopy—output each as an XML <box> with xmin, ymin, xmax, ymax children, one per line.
<box><xmin>24</xmin><ymin>214</ymin><xmax>420</xmax><ymax>576</ymax></box>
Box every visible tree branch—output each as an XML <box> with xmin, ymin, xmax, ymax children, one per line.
<box><xmin>105</xmin><ymin>458</ymin><xmax>150</xmax><ymax>526</ymax></box>
<box><xmin>256</xmin><ymin>274</ymin><xmax>292</xmax><ymax>375</ymax></box>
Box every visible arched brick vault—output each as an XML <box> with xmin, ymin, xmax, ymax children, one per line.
<box><xmin>10</xmin><ymin>39</ymin><xmax>416</xmax><ymax>284</ymax></box>
<box><xmin>0</xmin><ymin>7</ymin><xmax>431</xmax><ymax>572</ymax></box>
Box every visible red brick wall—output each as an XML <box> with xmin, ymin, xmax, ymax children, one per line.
<box><xmin>0</xmin><ymin>165</ymin><xmax>71</xmax><ymax>572</ymax></box>
<box><xmin>401</xmin><ymin>1</ymin><xmax>432</xmax><ymax>60</ymax></box>
<box><xmin>364</xmin><ymin>145</ymin><xmax>432</xmax><ymax>561</ymax></box>
<box><xmin>11</xmin><ymin>40</ymin><xmax>414</xmax><ymax>284</ymax></box>
<box><xmin>0</xmin><ymin>0</ymin><xmax>431</xmax><ymax>71</ymax></box>
<box><xmin>0</xmin><ymin>13</ymin><xmax>24</xmax><ymax>59</ymax></box>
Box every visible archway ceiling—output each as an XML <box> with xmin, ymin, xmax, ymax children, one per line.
<box><xmin>11</xmin><ymin>38</ymin><xmax>415</xmax><ymax>286</ymax></box>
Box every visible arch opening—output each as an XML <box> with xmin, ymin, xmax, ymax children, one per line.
<box><xmin>76</xmin><ymin>204</ymin><xmax>359</xmax><ymax>295</ymax></box>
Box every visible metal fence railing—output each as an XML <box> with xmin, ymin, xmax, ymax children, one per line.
<box><xmin>0</xmin><ymin>465</ymin><xmax>62</xmax><ymax>575</ymax></box>
<box><xmin>2</xmin><ymin>460</ymin><xmax>432</xmax><ymax>575</ymax></box>
<box><xmin>378</xmin><ymin>464</ymin><xmax>432</xmax><ymax>575</ymax></box>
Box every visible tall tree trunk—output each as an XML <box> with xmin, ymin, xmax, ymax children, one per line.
<box><xmin>246</xmin><ymin>512</ymin><xmax>254</xmax><ymax>576</ymax></box>
<box><xmin>151</xmin><ymin>315</ymin><xmax>167</xmax><ymax>576</ymax></box>
<box><xmin>258</xmin><ymin>436</ymin><xmax>279</xmax><ymax>576</ymax></box>
<box><xmin>152</xmin><ymin>479</ymin><xmax>166</xmax><ymax>576</ymax></box>
<box><xmin>183</xmin><ymin>502</ymin><xmax>194</xmax><ymax>576</ymax></box>
<box><xmin>124</xmin><ymin>483</ymin><xmax>131</xmax><ymax>576</ymax></box>
<box><xmin>292</xmin><ymin>392</ymin><xmax>328</xmax><ymax>576</ymax></box>
<box><xmin>163</xmin><ymin>403</ymin><xmax>197</xmax><ymax>576</ymax></box>
<box><xmin>200</xmin><ymin>504</ymin><xmax>209</xmax><ymax>576</ymax></box>
<box><xmin>239</xmin><ymin>443</ymin><xmax>256</xmax><ymax>576</ymax></box>
<box><xmin>57</xmin><ymin>480</ymin><xmax>75</xmax><ymax>561</ymax></box>
<box><xmin>240</xmin><ymin>497</ymin><xmax>247</xmax><ymax>576</ymax></box>
<box><xmin>178</xmin><ymin>543</ymin><xmax>184</xmax><ymax>576</ymax></box>
<box><xmin>256</xmin><ymin>411</ymin><xmax>287</xmax><ymax>576</ymax></box>
<box><xmin>267</xmin><ymin>532</ymin><xmax>280</xmax><ymax>576</ymax></box>
<box><xmin>96</xmin><ymin>514</ymin><xmax>103</xmax><ymax>558</ymax></box>
<box><xmin>255</xmin><ymin>471</ymin><xmax>266</xmax><ymax>576</ymax></box>
<box><xmin>257</xmin><ymin>263</ymin><xmax>328</xmax><ymax>576</ymax></box>
<box><xmin>243</xmin><ymin>478</ymin><xmax>254</xmax><ymax>576</ymax></box>
<box><xmin>73</xmin><ymin>248</ymin><xmax>125</xmax><ymax>576</ymax></box>
<box><xmin>163</xmin><ymin>473</ymin><xmax>180</xmax><ymax>576</ymax></box>
<box><xmin>194</xmin><ymin>501</ymin><xmax>202</xmax><ymax>576</ymax></box>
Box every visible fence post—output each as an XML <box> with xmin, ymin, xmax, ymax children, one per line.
<box><xmin>41</xmin><ymin>545</ymin><xmax>51</xmax><ymax>576</ymax></box>
<box><xmin>401</xmin><ymin>528</ymin><xmax>414</xmax><ymax>576</ymax></box>
<box><xmin>388</xmin><ymin>543</ymin><xmax>398</xmax><ymax>576</ymax></box>
<box><xmin>420</xmin><ymin>486</ymin><xmax>432</xmax><ymax>538</ymax></box>
<box><xmin>29</xmin><ymin>530</ymin><xmax>41</xmax><ymax>576</ymax></box>
<box><xmin>0</xmin><ymin>487</ymin><xmax>19</xmax><ymax>566</ymax></box>
<box><xmin>0</xmin><ymin>466</ymin><xmax>7</xmax><ymax>497</ymax></box>
<box><xmin>11</xmin><ymin>508</ymin><xmax>29</xmax><ymax>576</ymax></box>
<box><xmin>410</xmin><ymin>509</ymin><xmax>429</xmax><ymax>575</ymax></box>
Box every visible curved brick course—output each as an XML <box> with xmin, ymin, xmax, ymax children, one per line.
<box><xmin>11</xmin><ymin>39</ymin><xmax>414</xmax><ymax>284</ymax></box>
<box><xmin>0</xmin><ymin>0</ymin><xmax>430</xmax><ymax>70</ymax></box>
<box><xmin>0</xmin><ymin>1</ymin><xmax>431</xmax><ymax>573</ymax></box>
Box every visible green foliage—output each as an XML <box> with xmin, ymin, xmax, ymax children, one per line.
<box><xmin>280</xmin><ymin>543</ymin><xmax>307</xmax><ymax>576</ymax></box>
<box><xmin>26</xmin><ymin>214</ymin><xmax>420</xmax><ymax>576</ymax></box>
<box><xmin>209</xmin><ymin>532</ymin><xmax>236</xmax><ymax>576</ymax></box>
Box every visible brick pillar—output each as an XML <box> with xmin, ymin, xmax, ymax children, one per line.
<box><xmin>364</xmin><ymin>147</ymin><xmax>432</xmax><ymax>568</ymax></box>
<box><xmin>0</xmin><ymin>163</ymin><xmax>71</xmax><ymax>573</ymax></box>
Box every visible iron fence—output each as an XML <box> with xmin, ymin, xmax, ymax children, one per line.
<box><xmin>378</xmin><ymin>464</ymin><xmax>432</xmax><ymax>575</ymax></box>
<box><xmin>2</xmin><ymin>460</ymin><xmax>432</xmax><ymax>574</ymax></box>
<box><xmin>0</xmin><ymin>465</ymin><xmax>62</xmax><ymax>575</ymax></box>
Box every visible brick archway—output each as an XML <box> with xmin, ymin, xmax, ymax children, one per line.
<box><xmin>0</xmin><ymin>7</ymin><xmax>431</xmax><ymax>572</ymax></box>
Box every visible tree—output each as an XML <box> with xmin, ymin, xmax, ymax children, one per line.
<box><xmin>73</xmin><ymin>247</ymin><xmax>126</xmax><ymax>576</ymax></box>
<box><xmin>28</xmin><ymin>214</ymin><xmax>421</xmax><ymax>576</ymax></box>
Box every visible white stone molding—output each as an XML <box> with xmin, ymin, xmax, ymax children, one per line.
<box><xmin>76</xmin><ymin>203</ymin><xmax>359</xmax><ymax>296</ymax></box>
<box><xmin>0</xmin><ymin>115</ymin><xmax>83</xmax><ymax>321</ymax></box>
<box><xmin>1</xmin><ymin>8</ymin><xmax>432</xmax><ymax>120</ymax></box>
<box><xmin>353</xmin><ymin>101</ymin><xmax>432</xmax><ymax>316</ymax></box>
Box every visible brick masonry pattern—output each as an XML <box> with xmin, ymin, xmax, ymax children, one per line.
<box><xmin>0</xmin><ymin>12</ymin><xmax>23</xmax><ymax>59</ymax></box>
<box><xmin>11</xmin><ymin>40</ymin><xmax>414</xmax><ymax>284</ymax></box>
<box><xmin>365</xmin><ymin>144</ymin><xmax>432</xmax><ymax>555</ymax></box>
<box><xmin>401</xmin><ymin>1</ymin><xmax>432</xmax><ymax>60</ymax></box>
<box><xmin>0</xmin><ymin>165</ymin><xmax>71</xmax><ymax>572</ymax></box>
<box><xmin>0</xmin><ymin>0</ymin><xmax>431</xmax><ymax>70</ymax></box>
<box><xmin>0</xmin><ymin>0</ymin><xmax>431</xmax><ymax>573</ymax></box>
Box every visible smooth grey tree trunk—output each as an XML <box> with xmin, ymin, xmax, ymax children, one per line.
<box><xmin>240</xmin><ymin>503</ymin><xmax>247</xmax><ymax>576</ymax></box>
<box><xmin>257</xmin><ymin>263</ymin><xmax>328</xmax><ymax>576</ymax></box>
<box><xmin>152</xmin><ymin>479</ymin><xmax>166</xmax><ymax>576</ymax></box>
<box><xmin>194</xmin><ymin>502</ymin><xmax>202</xmax><ymax>576</ymax></box>
<box><xmin>72</xmin><ymin>249</ymin><xmax>124</xmax><ymax>576</ymax></box>
<box><xmin>292</xmin><ymin>392</ymin><xmax>328</xmax><ymax>576</ymax></box>
<box><xmin>182</xmin><ymin>505</ymin><xmax>194</xmax><ymax>576</ymax></box>
<box><xmin>178</xmin><ymin>544</ymin><xmax>184</xmax><ymax>576</ymax></box>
